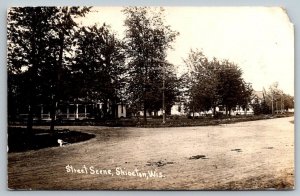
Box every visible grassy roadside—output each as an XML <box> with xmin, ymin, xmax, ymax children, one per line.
<box><xmin>107</xmin><ymin>113</ymin><xmax>294</xmax><ymax>127</ymax></box>
<box><xmin>8</xmin><ymin>113</ymin><xmax>293</xmax><ymax>153</ymax></box>
<box><xmin>8</xmin><ymin>113</ymin><xmax>294</xmax><ymax>128</ymax></box>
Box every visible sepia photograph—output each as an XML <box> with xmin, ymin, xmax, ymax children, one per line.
<box><xmin>7</xmin><ymin>6</ymin><xmax>294</xmax><ymax>190</ymax></box>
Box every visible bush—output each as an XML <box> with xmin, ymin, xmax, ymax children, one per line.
<box><xmin>214</xmin><ymin>112</ymin><xmax>224</xmax><ymax>118</ymax></box>
<box><xmin>169</xmin><ymin>115</ymin><xmax>180</xmax><ymax>120</ymax></box>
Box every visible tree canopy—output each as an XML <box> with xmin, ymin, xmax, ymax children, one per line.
<box><xmin>7</xmin><ymin>7</ymin><xmax>91</xmax><ymax>131</ymax></box>
<box><xmin>123</xmin><ymin>7</ymin><xmax>179</xmax><ymax>122</ymax></box>
<box><xmin>8</xmin><ymin>6</ymin><xmax>293</xmax><ymax>130</ymax></box>
<box><xmin>72</xmin><ymin>24</ymin><xmax>126</xmax><ymax>119</ymax></box>
<box><xmin>184</xmin><ymin>49</ymin><xmax>253</xmax><ymax>116</ymax></box>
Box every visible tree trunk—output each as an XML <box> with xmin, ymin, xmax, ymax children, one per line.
<box><xmin>143</xmin><ymin>60</ymin><xmax>148</xmax><ymax>124</ymax></box>
<box><xmin>27</xmin><ymin>104</ymin><xmax>33</xmax><ymax>135</ymax></box>
<box><xmin>26</xmin><ymin>78</ymin><xmax>36</xmax><ymax>134</ymax></box>
<box><xmin>50</xmin><ymin>101</ymin><xmax>56</xmax><ymax>132</ymax></box>
<box><xmin>143</xmin><ymin>106</ymin><xmax>147</xmax><ymax>123</ymax></box>
<box><xmin>271</xmin><ymin>94</ymin><xmax>274</xmax><ymax>115</ymax></box>
<box><xmin>143</xmin><ymin>83</ymin><xmax>147</xmax><ymax>123</ymax></box>
<box><xmin>102</xmin><ymin>99</ymin><xmax>108</xmax><ymax>120</ymax></box>
<box><xmin>50</xmin><ymin>32</ymin><xmax>64</xmax><ymax>131</ymax></box>
<box><xmin>27</xmin><ymin>21</ymin><xmax>37</xmax><ymax>134</ymax></box>
<box><xmin>213</xmin><ymin>106</ymin><xmax>216</xmax><ymax>117</ymax></box>
<box><xmin>111</xmin><ymin>99</ymin><xmax>117</xmax><ymax>119</ymax></box>
<box><xmin>192</xmin><ymin>104</ymin><xmax>195</xmax><ymax>119</ymax></box>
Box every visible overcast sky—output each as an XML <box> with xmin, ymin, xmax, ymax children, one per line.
<box><xmin>77</xmin><ymin>7</ymin><xmax>294</xmax><ymax>95</ymax></box>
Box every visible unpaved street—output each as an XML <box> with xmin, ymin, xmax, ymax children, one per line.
<box><xmin>8</xmin><ymin>117</ymin><xmax>294</xmax><ymax>190</ymax></box>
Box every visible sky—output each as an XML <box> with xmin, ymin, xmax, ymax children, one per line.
<box><xmin>77</xmin><ymin>7</ymin><xmax>294</xmax><ymax>95</ymax></box>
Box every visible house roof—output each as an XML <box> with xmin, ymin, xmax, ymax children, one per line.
<box><xmin>252</xmin><ymin>91</ymin><xmax>264</xmax><ymax>99</ymax></box>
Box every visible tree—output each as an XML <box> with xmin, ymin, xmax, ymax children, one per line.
<box><xmin>252</xmin><ymin>96</ymin><xmax>271</xmax><ymax>115</ymax></box>
<box><xmin>45</xmin><ymin>7</ymin><xmax>91</xmax><ymax>131</ymax></box>
<box><xmin>263</xmin><ymin>82</ymin><xmax>294</xmax><ymax>114</ymax></box>
<box><xmin>72</xmin><ymin>24</ymin><xmax>126</xmax><ymax>119</ymax></box>
<box><xmin>237</xmin><ymin>82</ymin><xmax>253</xmax><ymax>114</ymax></box>
<box><xmin>184</xmin><ymin>50</ymin><xmax>220</xmax><ymax>117</ymax></box>
<box><xmin>216</xmin><ymin>60</ymin><xmax>253</xmax><ymax>115</ymax></box>
<box><xmin>266</xmin><ymin>82</ymin><xmax>279</xmax><ymax>114</ymax></box>
<box><xmin>184</xmin><ymin>49</ymin><xmax>253</xmax><ymax>117</ymax></box>
<box><xmin>143</xmin><ymin>65</ymin><xmax>180</xmax><ymax>116</ymax></box>
<box><xmin>283</xmin><ymin>94</ymin><xmax>294</xmax><ymax>111</ymax></box>
<box><xmin>7</xmin><ymin>7</ymin><xmax>91</xmax><ymax>132</ymax></box>
<box><xmin>8</xmin><ymin>7</ymin><xmax>58</xmax><ymax>133</ymax></box>
<box><xmin>123</xmin><ymin>7</ymin><xmax>179</xmax><ymax>123</ymax></box>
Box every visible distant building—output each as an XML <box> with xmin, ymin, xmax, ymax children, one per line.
<box><xmin>13</xmin><ymin>100</ymin><xmax>127</xmax><ymax>122</ymax></box>
<box><xmin>170</xmin><ymin>90</ymin><xmax>267</xmax><ymax>116</ymax></box>
<box><xmin>251</xmin><ymin>91</ymin><xmax>264</xmax><ymax>104</ymax></box>
<box><xmin>117</xmin><ymin>104</ymin><xmax>126</xmax><ymax>118</ymax></box>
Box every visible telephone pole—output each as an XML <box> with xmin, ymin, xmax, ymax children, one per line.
<box><xmin>162</xmin><ymin>64</ymin><xmax>166</xmax><ymax>124</ymax></box>
<box><xmin>153</xmin><ymin>58</ymin><xmax>171</xmax><ymax>124</ymax></box>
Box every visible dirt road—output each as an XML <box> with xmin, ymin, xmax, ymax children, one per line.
<box><xmin>8</xmin><ymin>117</ymin><xmax>294</xmax><ymax>190</ymax></box>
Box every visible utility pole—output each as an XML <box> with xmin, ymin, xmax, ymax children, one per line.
<box><xmin>281</xmin><ymin>91</ymin><xmax>284</xmax><ymax>113</ymax></box>
<box><xmin>271</xmin><ymin>91</ymin><xmax>274</xmax><ymax>115</ymax></box>
<box><xmin>162</xmin><ymin>64</ymin><xmax>166</xmax><ymax>124</ymax></box>
<box><xmin>153</xmin><ymin>58</ymin><xmax>170</xmax><ymax>124</ymax></box>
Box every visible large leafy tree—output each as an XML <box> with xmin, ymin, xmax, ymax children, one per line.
<box><xmin>215</xmin><ymin>60</ymin><xmax>253</xmax><ymax>115</ymax></box>
<box><xmin>72</xmin><ymin>24</ymin><xmax>126</xmax><ymax>119</ymax></box>
<box><xmin>283</xmin><ymin>94</ymin><xmax>294</xmax><ymax>111</ymax></box>
<box><xmin>46</xmin><ymin>7</ymin><xmax>91</xmax><ymax>131</ymax></box>
<box><xmin>184</xmin><ymin>49</ymin><xmax>253</xmax><ymax>117</ymax></box>
<box><xmin>123</xmin><ymin>7</ymin><xmax>179</xmax><ymax>122</ymax></box>
<box><xmin>8</xmin><ymin>7</ymin><xmax>57</xmax><ymax>133</ymax></box>
<box><xmin>184</xmin><ymin>50</ymin><xmax>220</xmax><ymax>116</ymax></box>
<box><xmin>143</xmin><ymin>65</ymin><xmax>180</xmax><ymax>116</ymax></box>
<box><xmin>7</xmin><ymin>7</ymin><xmax>90</xmax><ymax>132</ymax></box>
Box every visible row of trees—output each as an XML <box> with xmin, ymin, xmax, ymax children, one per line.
<box><xmin>8</xmin><ymin>7</ymin><xmax>294</xmax><ymax>132</ymax></box>
<box><xmin>183</xmin><ymin>49</ymin><xmax>253</xmax><ymax>117</ymax></box>
<box><xmin>183</xmin><ymin>50</ymin><xmax>294</xmax><ymax>117</ymax></box>
<box><xmin>252</xmin><ymin>82</ymin><xmax>294</xmax><ymax>115</ymax></box>
<box><xmin>7</xmin><ymin>7</ymin><xmax>180</xmax><ymax>131</ymax></box>
<box><xmin>8</xmin><ymin>7</ymin><xmax>91</xmax><ymax>132</ymax></box>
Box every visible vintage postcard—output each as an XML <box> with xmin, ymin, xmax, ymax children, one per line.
<box><xmin>7</xmin><ymin>6</ymin><xmax>294</xmax><ymax>190</ymax></box>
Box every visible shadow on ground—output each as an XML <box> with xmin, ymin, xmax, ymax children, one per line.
<box><xmin>8</xmin><ymin>127</ymin><xmax>95</xmax><ymax>153</ymax></box>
